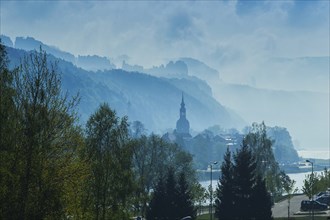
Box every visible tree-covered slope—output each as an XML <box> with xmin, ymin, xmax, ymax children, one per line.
<box><xmin>6</xmin><ymin>46</ymin><xmax>245</xmax><ymax>132</ymax></box>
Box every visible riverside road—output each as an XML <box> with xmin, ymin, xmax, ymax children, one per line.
<box><xmin>272</xmin><ymin>194</ymin><xmax>330</xmax><ymax>218</ymax></box>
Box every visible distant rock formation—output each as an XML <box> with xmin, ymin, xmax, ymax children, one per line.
<box><xmin>0</xmin><ymin>35</ymin><xmax>13</xmax><ymax>47</ymax></box>
<box><xmin>77</xmin><ymin>55</ymin><xmax>115</xmax><ymax>71</ymax></box>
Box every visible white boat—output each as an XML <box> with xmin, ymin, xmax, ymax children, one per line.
<box><xmin>297</xmin><ymin>162</ymin><xmax>312</xmax><ymax>169</ymax></box>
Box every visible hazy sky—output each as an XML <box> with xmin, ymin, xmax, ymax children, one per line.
<box><xmin>1</xmin><ymin>0</ymin><xmax>329</xmax><ymax>69</ymax></box>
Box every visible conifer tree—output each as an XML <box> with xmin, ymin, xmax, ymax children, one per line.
<box><xmin>164</xmin><ymin>168</ymin><xmax>178</xmax><ymax>219</ymax></box>
<box><xmin>146</xmin><ymin>177</ymin><xmax>167</xmax><ymax>220</ymax></box>
<box><xmin>252</xmin><ymin>176</ymin><xmax>273</xmax><ymax>220</ymax></box>
<box><xmin>176</xmin><ymin>172</ymin><xmax>197</xmax><ymax>219</ymax></box>
<box><xmin>215</xmin><ymin>140</ymin><xmax>273</xmax><ymax>220</ymax></box>
<box><xmin>147</xmin><ymin>168</ymin><xmax>178</xmax><ymax>220</ymax></box>
<box><xmin>233</xmin><ymin>143</ymin><xmax>257</xmax><ymax>220</ymax></box>
<box><xmin>214</xmin><ymin>148</ymin><xmax>235</xmax><ymax>220</ymax></box>
<box><xmin>146</xmin><ymin>168</ymin><xmax>197</xmax><ymax>220</ymax></box>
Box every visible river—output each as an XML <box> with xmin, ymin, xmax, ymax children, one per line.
<box><xmin>200</xmin><ymin>171</ymin><xmax>325</xmax><ymax>193</ymax></box>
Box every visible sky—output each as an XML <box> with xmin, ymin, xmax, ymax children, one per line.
<box><xmin>1</xmin><ymin>0</ymin><xmax>329</xmax><ymax>69</ymax></box>
<box><xmin>1</xmin><ymin>0</ymin><xmax>329</xmax><ymax>154</ymax></box>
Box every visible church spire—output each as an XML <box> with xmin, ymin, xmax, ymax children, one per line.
<box><xmin>176</xmin><ymin>93</ymin><xmax>190</xmax><ymax>135</ymax></box>
<box><xmin>180</xmin><ymin>93</ymin><xmax>186</xmax><ymax>118</ymax></box>
<box><xmin>181</xmin><ymin>92</ymin><xmax>185</xmax><ymax>109</ymax></box>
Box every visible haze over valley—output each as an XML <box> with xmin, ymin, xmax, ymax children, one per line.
<box><xmin>1</xmin><ymin>0</ymin><xmax>329</xmax><ymax>155</ymax></box>
<box><xmin>2</xmin><ymin>3</ymin><xmax>330</xmax><ymax>219</ymax></box>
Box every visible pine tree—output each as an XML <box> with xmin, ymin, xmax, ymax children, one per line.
<box><xmin>146</xmin><ymin>177</ymin><xmax>167</xmax><ymax>220</ymax></box>
<box><xmin>146</xmin><ymin>168</ymin><xmax>197</xmax><ymax>220</ymax></box>
<box><xmin>176</xmin><ymin>172</ymin><xmax>197</xmax><ymax>219</ymax></box>
<box><xmin>252</xmin><ymin>176</ymin><xmax>273</xmax><ymax>220</ymax></box>
<box><xmin>147</xmin><ymin>168</ymin><xmax>178</xmax><ymax>220</ymax></box>
<box><xmin>233</xmin><ymin>143</ymin><xmax>257</xmax><ymax>220</ymax></box>
<box><xmin>214</xmin><ymin>148</ymin><xmax>235</xmax><ymax>220</ymax></box>
<box><xmin>164</xmin><ymin>168</ymin><xmax>178</xmax><ymax>220</ymax></box>
<box><xmin>214</xmin><ymin>132</ymin><xmax>273</xmax><ymax>220</ymax></box>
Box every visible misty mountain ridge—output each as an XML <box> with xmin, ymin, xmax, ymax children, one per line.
<box><xmin>3</xmin><ymin>35</ymin><xmax>327</xmax><ymax>93</ymax></box>
<box><xmin>4</xmin><ymin>44</ymin><xmax>245</xmax><ymax>134</ymax></box>
<box><xmin>2</xmin><ymin>35</ymin><xmax>220</xmax><ymax>83</ymax></box>
<box><xmin>2</xmin><ymin>35</ymin><xmax>328</xmax><ymax>151</ymax></box>
<box><xmin>1</xmin><ymin>35</ymin><xmax>116</xmax><ymax>72</ymax></box>
<box><xmin>122</xmin><ymin>57</ymin><xmax>219</xmax><ymax>83</ymax></box>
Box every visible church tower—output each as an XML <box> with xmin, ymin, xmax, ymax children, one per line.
<box><xmin>176</xmin><ymin>93</ymin><xmax>190</xmax><ymax>135</ymax></box>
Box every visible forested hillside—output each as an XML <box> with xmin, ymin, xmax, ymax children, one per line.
<box><xmin>5</xmin><ymin>45</ymin><xmax>245</xmax><ymax>132</ymax></box>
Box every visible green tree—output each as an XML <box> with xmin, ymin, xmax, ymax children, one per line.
<box><xmin>302</xmin><ymin>174</ymin><xmax>315</xmax><ymax>199</ymax></box>
<box><xmin>131</xmin><ymin>134</ymin><xmax>195</xmax><ymax>217</ymax></box>
<box><xmin>1</xmin><ymin>46</ymin><xmax>84</xmax><ymax>219</ymax></box>
<box><xmin>130</xmin><ymin>135</ymin><xmax>150</xmax><ymax>216</ymax></box>
<box><xmin>302</xmin><ymin>168</ymin><xmax>330</xmax><ymax>203</ymax></box>
<box><xmin>252</xmin><ymin>176</ymin><xmax>273</xmax><ymax>220</ymax></box>
<box><xmin>0</xmin><ymin>42</ymin><xmax>21</xmax><ymax>218</ymax></box>
<box><xmin>176</xmin><ymin>172</ymin><xmax>197</xmax><ymax>219</ymax></box>
<box><xmin>306</xmin><ymin>168</ymin><xmax>330</xmax><ymax>196</ymax></box>
<box><xmin>146</xmin><ymin>176</ymin><xmax>167</xmax><ymax>220</ymax></box>
<box><xmin>233</xmin><ymin>143</ymin><xmax>257</xmax><ymax>220</ymax></box>
<box><xmin>282</xmin><ymin>176</ymin><xmax>298</xmax><ymax>219</ymax></box>
<box><xmin>191</xmin><ymin>182</ymin><xmax>207</xmax><ymax>216</ymax></box>
<box><xmin>17</xmin><ymin>49</ymin><xmax>81</xmax><ymax>219</ymax></box>
<box><xmin>84</xmin><ymin>103</ymin><xmax>133</xmax><ymax>219</ymax></box>
<box><xmin>302</xmin><ymin>169</ymin><xmax>330</xmax><ymax>199</ymax></box>
<box><xmin>164</xmin><ymin>168</ymin><xmax>178</xmax><ymax>219</ymax></box>
<box><xmin>146</xmin><ymin>168</ymin><xmax>196</xmax><ymax>220</ymax></box>
<box><xmin>314</xmin><ymin>168</ymin><xmax>330</xmax><ymax>192</ymax></box>
<box><xmin>215</xmin><ymin>141</ymin><xmax>273</xmax><ymax>220</ymax></box>
<box><xmin>147</xmin><ymin>168</ymin><xmax>177</xmax><ymax>220</ymax></box>
<box><xmin>244</xmin><ymin>122</ymin><xmax>289</xmax><ymax>198</ymax></box>
<box><xmin>214</xmin><ymin>148</ymin><xmax>235</xmax><ymax>220</ymax></box>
